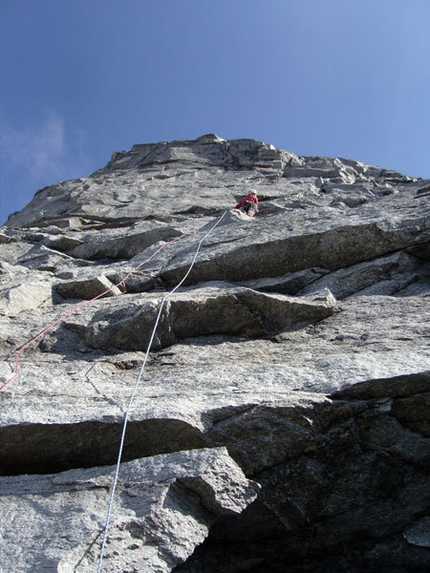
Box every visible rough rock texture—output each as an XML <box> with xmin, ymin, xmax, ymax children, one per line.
<box><xmin>0</xmin><ymin>448</ymin><xmax>259</xmax><ymax>573</ymax></box>
<box><xmin>1</xmin><ymin>134</ymin><xmax>430</xmax><ymax>572</ymax></box>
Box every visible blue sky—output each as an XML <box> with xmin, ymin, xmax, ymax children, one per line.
<box><xmin>1</xmin><ymin>0</ymin><xmax>429</xmax><ymax>224</ymax></box>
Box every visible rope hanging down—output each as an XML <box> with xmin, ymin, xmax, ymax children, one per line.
<box><xmin>96</xmin><ymin>210</ymin><xmax>227</xmax><ymax>573</ymax></box>
<box><xmin>1</xmin><ymin>225</ymin><xmax>195</xmax><ymax>393</ymax></box>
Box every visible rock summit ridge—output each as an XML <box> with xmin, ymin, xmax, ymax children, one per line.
<box><xmin>1</xmin><ymin>135</ymin><xmax>430</xmax><ymax>572</ymax></box>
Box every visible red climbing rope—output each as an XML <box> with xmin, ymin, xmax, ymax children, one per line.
<box><xmin>0</xmin><ymin>232</ymin><xmax>187</xmax><ymax>392</ymax></box>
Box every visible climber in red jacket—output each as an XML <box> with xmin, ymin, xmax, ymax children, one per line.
<box><xmin>235</xmin><ymin>189</ymin><xmax>259</xmax><ymax>216</ymax></box>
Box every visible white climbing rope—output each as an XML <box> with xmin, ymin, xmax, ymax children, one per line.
<box><xmin>96</xmin><ymin>211</ymin><xmax>227</xmax><ymax>572</ymax></box>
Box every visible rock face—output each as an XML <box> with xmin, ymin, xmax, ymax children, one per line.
<box><xmin>0</xmin><ymin>448</ymin><xmax>258</xmax><ymax>573</ymax></box>
<box><xmin>1</xmin><ymin>134</ymin><xmax>429</xmax><ymax>572</ymax></box>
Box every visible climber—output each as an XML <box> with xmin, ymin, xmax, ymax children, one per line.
<box><xmin>235</xmin><ymin>189</ymin><xmax>259</xmax><ymax>217</ymax></box>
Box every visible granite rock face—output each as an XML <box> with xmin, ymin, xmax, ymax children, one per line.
<box><xmin>0</xmin><ymin>448</ymin><xmax>259</xmax><ymax>573</ymax></box>
<box><xmin>1</xmin><ymin>135</ymin><xmax>430</xmax><ymax>572</ymax></box>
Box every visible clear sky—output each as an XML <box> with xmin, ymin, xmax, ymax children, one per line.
<box><xmin>1</xmin><ymin>0</ymin><xmax>429</xmax><ymax>224</ymax></box>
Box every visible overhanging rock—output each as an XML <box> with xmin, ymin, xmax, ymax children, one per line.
<box><xmin>0</xmin><ymin>447</ymin><xmax>259</xmax><ymax>573</ymax></box>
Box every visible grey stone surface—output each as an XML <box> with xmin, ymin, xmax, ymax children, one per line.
<box><xmin>1</xmin><ymin>135</ymin><xmax>429</xmax><ymax>572</ymax></box>
<box><xmin>0</xmin><ymin>448</ymin><xmax>258</xmax><ymax>573</ymax></box>
<box><xmin>0</xmin><ymin>278</ymin><xmax>53</xmax><ymax>316</ymax></box>
<box><xmin>82</xmin><ymin>286</ymin><xmax>338</xmax><ymax>351</ymax></box>
<box><xmin>54</xmin><ymin>274</ymin><xmax>122</xmax><ymax>300</ymax></box>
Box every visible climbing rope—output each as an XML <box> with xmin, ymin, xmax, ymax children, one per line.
<box><xmin>0</xmin><ymin>209</ymin><xmax>227</xmax><ymax>569</ymax></box>
<box><xmin>94</xmin><ymin>210</ymin><xmax>227</xmax><ymax>572</ymax></box>
<box><xmin>0</xmin><ymin>222</ymin><xmax>203</xmax><ymax>393</ymax></box>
